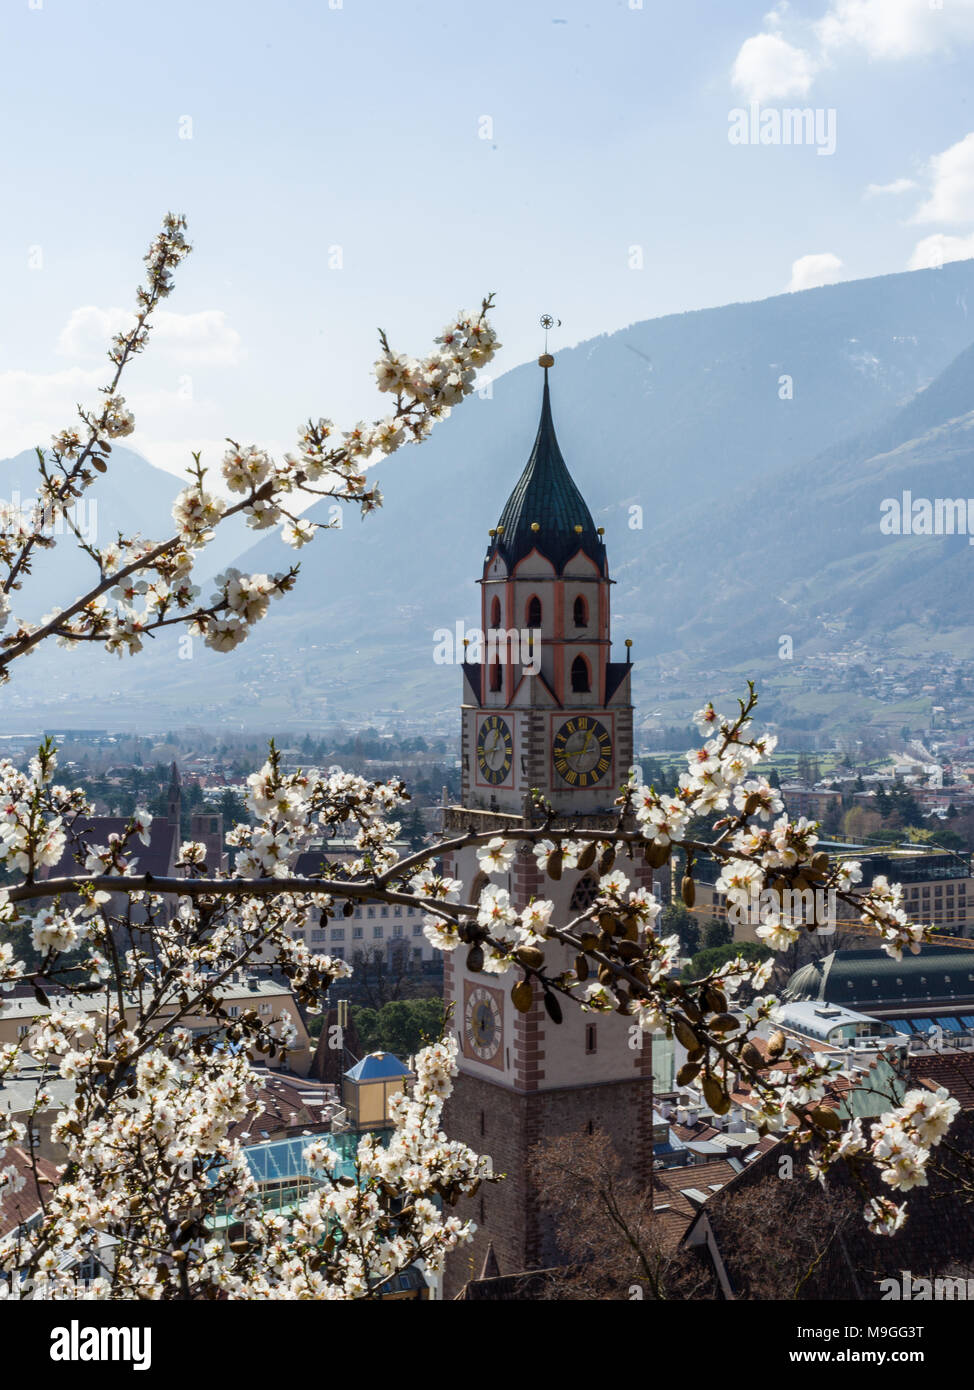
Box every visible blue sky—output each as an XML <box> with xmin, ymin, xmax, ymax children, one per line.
<box><xmin>3</xmin><ymin>0</ymin><xmax>974</xmax><ymax>480</ymax></box>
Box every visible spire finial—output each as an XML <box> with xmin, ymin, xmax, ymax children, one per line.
<box><xmin>538</xmin><ymin>313</ymin><xmax>559</xmax><ymax>369</ymax></box>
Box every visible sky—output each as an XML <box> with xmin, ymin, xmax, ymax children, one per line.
<box><xmin>3</xmin><ymin>0</ymin><xmax>974</xmax><ymax>482</ymax></box>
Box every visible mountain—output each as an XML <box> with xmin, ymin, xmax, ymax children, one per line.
<box><xmin>631</xmin><ymin>336</ymin><xmax>974</xmax><ymax>677</ymax></box>
<box><xmin>5</xmin><ymin>257</ymin><xmax>974</xmax><ymax>731</ymax></box>
<box><xmin>0</xmin><ymin>446</ymin><xmax>252</xmax><ymax>621</ymax></box>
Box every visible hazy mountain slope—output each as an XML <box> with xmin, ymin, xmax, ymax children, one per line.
<box><xmin>626</xmin><ymin>339</ymin><xmax>974</xmax><ymax>676</ymax></box>
<box><xmin>0</xmin><ymin>447</ymin><xmax>253</xmax><ymax>621</ymax></box>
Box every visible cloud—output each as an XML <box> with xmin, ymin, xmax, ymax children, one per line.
<box><xmin>863</xmin><ymin>177</ymin><xmax>918</xmax><ymax>198</ymax></box>
<box><xmin>0</xmin><ymin>366</ymin><xmax>220</xmax><ymax>477</ymax></box>
<box><xmin>0</xmin><ymin>365</ymin><xmax>104</xmax><ymax>457</ymax></box>
<box><xmin>57</xmin><ymin>306</ymin><xmax>244</xmax><ymax>367</ymax></box>
<box><xmin>908</xmin><ymin>232</ymin><xmax>974</xmax><ymax>270</ymax></box>
<box><xmin>732</xmin><ymin>0</ymin><xmax>974</xmax><ymax>100</ymax></box>
<box><xmin>786</xmin><ymin>253</ymin><xmax>845</xmax><ymax>291</ymax></box>
<box><xmin>817</xmin><ymin>0</ymin><xmax>974</xmax><ymax>61</ymax></box>
<box><xmin>913</xmin><ymin>130</ymin><xmax>974</xmax><ymax>224</ymax></box>
<box><xmin>731</xmin><ymin>32</ymin><xmax>817</xmax><ymax>101</ymax></box>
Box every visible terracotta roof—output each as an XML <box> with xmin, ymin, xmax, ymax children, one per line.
<box><xmin>650</xmin><ymin>1157</ymin><xmax>748</xmax><ymax>1250</ymax></box>
<box><xmin>911</xmin><ymin>1051</ymin><xmax>974</xmax><ymax>1109</ymax></box>
<box><xmin>0</xmin><ymin>1147</ymin><xmax>59</xmax><ymax>1239</ymax></box>
<box><xmin>228</xmin><ymin>1072</ymin><xmax>338</xmax><ymax>1144</ymax></box>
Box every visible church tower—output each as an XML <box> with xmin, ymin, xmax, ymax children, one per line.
<box><xmin>441</xmin><ymin>355</ymin><xmax>655</xmax><ymax>1297</ymax></box>
<box><xmin>166</xmin><ymin>761</ymin><xmax>181</xmax><ymax>828</ymax></box>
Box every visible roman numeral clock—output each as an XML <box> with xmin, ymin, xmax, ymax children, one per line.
<box><xmin>476</xmin><ymin>715</ymin><xmax>512</xmax><ymax>785</ymax></box>
<box><xmin>552</xmin><ymin>715</ymin><xmax>612</xmax><ymax>788</ymax></box>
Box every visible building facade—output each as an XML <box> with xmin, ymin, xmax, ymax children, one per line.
<box><xmin>440</xmin><ymin>359</ymin><xmax>655</xmax><ymax>1296</ymax></box>
<box><xmin>684</xmin><ymin>841</ymin><xmax>974</xmax><ymax>941</ymax></box>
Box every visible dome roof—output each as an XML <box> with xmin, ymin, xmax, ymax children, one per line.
<box><xmin>782</xmin><ymin>946</ymin><xmax>974</xmax><ymax>1009</ymax></box>
<box><xmin>489</xmin><ymin>369</ymin><xmax>605</xmax><ymax>576</ymax></box>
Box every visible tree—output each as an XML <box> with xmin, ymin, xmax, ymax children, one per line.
<box><xmin>700</xmin><ymin>917</ymin><xmax>732</xmax><ymax>949</ymax></box>
<box><xmin>0</xmin><ymin>220</ymin><xmax>959</xmax><ymax>1299</ymax></box>
<box><xmin>219</xmin><ymin>787</ymin><xmax>249</xmax><ymax>829</ymax></box>
<box><xmin>703</xmin><ymin>1171</ymin><xmax>860</xmax><ymax>1300</ymax></box>
<box><xmin>352</xmin><ymin>998</ymin><xmax>444</xmax><ymax>1057</ymax></box>
<box><xmin>349</xmin><ymin>945</ymin><xmax>414</xmax><ymax>1009</ymax></box>
<box><xmin>658</xmin><ymin>901</ymin><xmax>699</xmax><ymax>957</ymax></box>
<box><xmin>525</xmin><ymin>1129</ymin><xmax>714</xmax><ymax>1300</ymax></box>
<box><xmin>0</xmin><ymin>217</ymin><xmax>499</xmax><ymax>1300</ymax></box>
<box><xmin>401</xmin><ymin>804</ymin><xmax>427</xmax><ymax>852</ymax></box>
<box><xmin>682</xmin><ymin>941</ymin><xmax>771</xmax><ymax>983</ymax></box>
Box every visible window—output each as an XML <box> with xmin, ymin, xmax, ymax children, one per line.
<box><xmin>412</xmin><ymin>924</ymin><xmax>423</xmax><ymax>936</ymax></box>
<box><xmin>312</xmin><ymin>929</ymin><xmax>326</xmax><ymax>942</ymax></box>
<box><xmin>17</xmin><ymin>1023</ymin><xmax>28</xmax><ymax>1038</ymax></box>
<box><xmin>394</xmin><ymin>906</ymin><xmax>403</xmax><ymax>917</ymax></box>
<box><xmin>367</xmin><ymin>907</ymin><xmax>376</xmax><ymax>919</ymax></box>
<box><xmin>526</xmin><ymin>596</ymin><xmax>542</xmax><ymax>627</ymax></box>
<box><xmin>571</xmin><ymin>655</ymin><xmax>590</xmax><ymax>693</ymax></box>
<box><xmin>353</xmin><ymin>927</ymin><xmax>363</xmax><ymax>940</ymax></box>
<box><xmin>259</xmin><ymin>1002</ymin><xmax>272</xmax><ymax>1015</ymax></box>
<box><xmin>573</xmin><ymin>594</ymin><xmax>588</xmax><ymax>627</ymax></box>
<box><xmin>228</xmin><ymin>1006</ymin><xmax>240</xmax><ymax>1019</ymax></box>
<box><xmin>380</xmin><ymin>906</ymin><xmax>388</xmax><ymax>918</ymax></box>
<box><xmin>373</xmin><ymin>926</ymin><xmax>384</xmax><ymax>939</ymax></box>
<box><xmin>330</xmin><ymin>927</ymin><xmax>345</xmax><ymax>941</ymax></box>
<box><xmin>570</xmin><ymin>875</ymin><xmax>599</xmax><ymax>911</ymax></box>
<box><xmin>585</xmin><ymin>1024</ymin><xmax>597</xmax><ymax>1055</ymax></box>
<box><xmin>490</xmin><ymin>661</ymin><xmax>502</xmax><ymax>692</ymax></box>
<box><xmin>490</xmin><ymin>595</ymin><xmax>501</xmax><ymax>627</ymax></box>
<box><xmin>393</xmin><ymin>924</ymin><xmax>403</xmax><ymax>938</ymax></box>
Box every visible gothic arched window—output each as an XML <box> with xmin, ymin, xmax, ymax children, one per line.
<box><xmin>490</xmin><ymin>595</ymin><xmax>501</xmax><ymax>628</ymax></box>
<box><xmin>571</xmin><ymin>655</ymin><xmax>590</xmax><ymax>693</ymax></box>
<box><xmin>570</xmin><ymin>874</ymin><xmax>598</xmax><ymax>911</ymax></box>
<box><xmin>573</xmin><ymin>594</ymin><xmax>588</xmax><ymax>627</ymax></box>
<box><xmin>490</xmin><ymin>661</ymin><xmax>502</xmax><ymax>692</ymax></box>
<box><xmin>526</xmin><ymin>595</ymin><xmax>542</xmax><ymax>628</ymax></box>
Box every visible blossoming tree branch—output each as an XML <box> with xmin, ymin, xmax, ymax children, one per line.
<box><xmin>0</xmin><ymin>216</ymin><xmax>960</xmax><ymax>1300</ymax></box>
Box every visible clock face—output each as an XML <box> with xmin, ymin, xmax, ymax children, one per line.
<box><xmin>553</xmin><ymin>715</ymin><xmax>613</xmax><ymax>788</ymax></box>
<box><xmin>464</xmin><ymin>984</ymin><xmax>503</xmax><ymax>1063</ymax></box>
<box><xmin>477</xmin><ymin>715</ymin><xmax>513</xmax><ymax>785</ymax></box>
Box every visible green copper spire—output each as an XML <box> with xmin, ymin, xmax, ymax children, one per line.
<box><xmin>490</xmin><ymin>363</ymin><xmax>605</xmax><ymax>576</ymax></box>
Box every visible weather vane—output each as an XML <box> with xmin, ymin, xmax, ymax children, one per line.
<box><xmin>539</xmin><ymin>313</ymin><xmax>561</xmax><ymax>367</ymax></box>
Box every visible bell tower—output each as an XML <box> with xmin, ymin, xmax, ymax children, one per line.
<box><xmin>441</xmin><ymin>353</ymin><xmax>654</xmax><ymax>1297</ymax></box>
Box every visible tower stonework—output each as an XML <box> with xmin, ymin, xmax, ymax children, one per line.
<box><xmin>441</xmin><ymin>362</ymin><xmax>654</xmax><ymax>1298</ymax></box>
